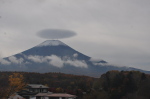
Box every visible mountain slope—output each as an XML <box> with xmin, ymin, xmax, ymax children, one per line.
<box><xmin>0</xmin><ymin>40</ymin><xmax>149</xmax><ymax>77</ymax></box>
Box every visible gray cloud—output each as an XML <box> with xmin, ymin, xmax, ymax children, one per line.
<box><xmin>37</xmin><ymin>29</ymin><xmax>77</xmax><ymax>39</ymax></box>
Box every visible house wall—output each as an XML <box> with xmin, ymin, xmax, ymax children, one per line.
<box><xmin>30</xmin><ymin>96</ymin><xmax>36</xmax><ymax>99</ymax></box>
<box><xmin>36</xmin><ymin>96</ymin><xmax>49</xmax><ymax>99</ymax></box>
<box><xmin>29</xmin><ymin>88</ymin><xmax>48</xmax><ymax>93</ymax></box>
<box><xmin>49</xmin><ymin>97</ymin><xmax>74</xmax><ymax>99</ymax></box>
<box><xmin>37</xmin><ymin>96</ymin><xmax>75</xmax><ymax>99</ymax></box>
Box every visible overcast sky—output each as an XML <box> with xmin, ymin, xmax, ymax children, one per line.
<box><xmin>0</xmin><ymin>0</ymin><xmax>150</xmax><ymax>70</ymax></box>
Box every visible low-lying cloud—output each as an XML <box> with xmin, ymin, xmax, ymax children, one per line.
<box><xmin>73</xmin><ymin>53</ymin><xmax>78</xmax><ymax>58</ymax></box>
<box><xmin>0</xmin><ymin>58</ymin><xmax>11</xmax><ymax>65</ymax></box>
<box><xmin>8</xmin><ymin>56</ymin><xmax>24</xmax><ymax>64</ymax></box>
<box><xmin>28</xmin><ymin>55</ymin><xmax>45</xmax><ymax>63</ymax></box>
<box><xmin>37</xmin><ymin>29</ymin><xmax>77</xmax><ymax>39</ymax></box>
<box><xmin>0</xmin><ymin>54</ymin><xmax>113</xmax><ymax>68</ymax></box>
<box><xmin>89</xmin><ymin>58</ymin><xmax>103</xmax><ymax>62</ymax></box>
<box><xmin>65</xmin><ymin>60</ymin><xmax>87</xmax><ymax>68</ymax></box>
<box><xmin>0</xmin><ymin>54</ymin><xmax>112</xmax><ymax>68</ymax></box>
<box><xmin>28</xmin><ymin>55</ymin><xmax>88</xmax><ymax>68</ymax></box>
<box><xmin>46</xmin><ymin>55</ymin><xmax>64</xmax><ymax>68</ymax></box>
<box><xmin>0</xmin><ymin>56</ymin><xmax>24</xmax><ymax>65</ymax></box>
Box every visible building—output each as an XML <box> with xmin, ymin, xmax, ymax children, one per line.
<box><xmin>17</xmin><ymin>84</ymin><xmax>49</xmax><ymax>99</ymax></box>
<box><xmin>26</xmin><ymin>84</ymin><xmax>49</xmax><ymax>93</ymax></box>
<box><xmin>36</xmin><ymin>93</ymin><xmax>76</xmax><ymax>99</ymax></box>
<box><xmin>9</xmin><ymin>84</ymin><xmax>76</xmax><ymax>99</ymax></box>
<box><xmin>17</xmin><ymin>90</ymin><xmax>38</xmax><ymax>99</ymax></box>
<box><xmin>8</xmin><ymin>93</ymin><xmax>25</xmax><ymax>99</ymax></box>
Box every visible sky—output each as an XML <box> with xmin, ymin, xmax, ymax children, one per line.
<box><xmin>0</xmin><ymin>0</ymin><xmax>150</xmax><ymax>70</ymax></box>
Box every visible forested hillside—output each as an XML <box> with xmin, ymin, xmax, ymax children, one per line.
<box><xmin>1</xmin><ymin>71</ymin><xmax>150</xmax><ymax>99</ymax></box>
<box><xmin>84</xmin><ymin>70</ymin><xmax>150</xmax><ymax>99</ymax></box>
<box><xmin>0</xmin><ymin>71</ymin><xmax>96</xmax><ymax>98</ymax></box>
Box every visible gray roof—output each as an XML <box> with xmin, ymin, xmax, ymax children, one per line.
<box><xmin>27</xmin><ymin>84</ymin><xmax>49</xmax><ymax>88</ymax></box>
<box><xmin>36</xmin><ymin>93</ymin><xmax>76</xmax><ymax>98</ymax></box>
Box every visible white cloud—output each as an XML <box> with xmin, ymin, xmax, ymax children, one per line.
<box><xmin>46</xmin><ymin>55</ymin><xmax>64</xmax><ymax>68</ymax></box>
<box><xmin>0</xmin><ymin>58</ymin><xmax>11</xmax><ymax>65</ymax></box>
<box><xmin>65</xmin><ymin>60</ymin><xmax>88</xmax><ymax>68</ymax></box>
<box><xmin>73</xmin><ymin>53</ymin><xmax>78</xmax><ymax>58</ymax></box>
<box><xmin>0</xmin><ymin>56</ymin><xmax>24</xmax><ymax>65</ymax></box>
<box><xmin>8</xmin><ymin>56</ymin><xmax>24</xmax><ymax>64</ymax></box>
<box><xmin>28</xmin><ymin>55</ymin><xmax>46</xmax><ymax>63</ymax></box>
<box><xmin>27</xmin><ymin>54</ymin><xmax>88</xmax><ymax>68</ymax></box>
<box><xmin>27</xmin><ymin>55</ymin><xmax>64</xmax><ymax>67</ymax></box>
<box><xmin>89</xmin><ymin>58</ymin><xmax>103</xmax><ymax>62</ymax></box>
<box><xmin>93</xmin><ymin>62</ymin><xmax>108</xmax><ymax>66</ymax></box>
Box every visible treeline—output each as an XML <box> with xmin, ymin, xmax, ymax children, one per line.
<box><xmin>0</xmin><ymin>71</ymin><xmax>96</xmax><ymax>98</ymax></box>
<box><xmin>83</xmin><ymin>70</ymin><xmax>150</xmax><ymax>99</ymax></box>
<box><xmin>1</xmin><ymin>71</ymin><xmax>150</xmax><ymax>99</ymax></box>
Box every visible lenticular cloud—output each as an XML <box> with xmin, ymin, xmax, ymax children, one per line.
<box><xmin>37</xmin><ymin>29</ymin><xmax>77</xmax><ymax>39</ymax></box>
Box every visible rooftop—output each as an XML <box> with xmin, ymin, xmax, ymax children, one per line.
<box><xmin>27</xmin><ymin>84</ymin><xmax>49</xmax><ymax>88</ymax></box>
<box><xmin>36</xmin><ymin>93</ymin><xmax>76</xmax><ymax>98</ymax></box>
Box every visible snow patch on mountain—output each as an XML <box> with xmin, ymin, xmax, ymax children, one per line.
<box><xmin>36</xmin><ymin>40</ymin><xmax>66</xmax><ymax>47</ymax></box>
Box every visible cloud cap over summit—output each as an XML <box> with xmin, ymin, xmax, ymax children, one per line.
<box><xmin>37</xmin><ymin>29</ymin><xmax>77</xmax><ymax>39</ymax></box>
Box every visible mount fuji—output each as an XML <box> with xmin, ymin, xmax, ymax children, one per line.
<box><xmin>0</xmin><ymin>40</ymin><xmax>149</xmax><ymax>77</ymax></box>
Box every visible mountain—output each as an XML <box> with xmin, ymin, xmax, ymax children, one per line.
<box><xmin>0</xmin><ymin>40</ymin><xmax>149</xmax><ymax>77</ymax></box>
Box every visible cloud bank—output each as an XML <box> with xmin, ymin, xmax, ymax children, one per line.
<box><xmin>8</xmin><ymin>56</ymin><xmax>24</xmax><ymax>64</ymax></box>
<box><xmin>0</xmin><ymin>54</ymin><xmax>88</xmax><ymax>68</ymax></box>
<box><xmin>0</xmin><ymin>58</ymin><xmax>11</xmax><ymax>65</ymax></box>
<box><xmin>28</xmin><ymin>54</ymin><xmax>88</xmax><ymax>68</ymax></box>
<box><xmin>0</xmin><ymin>56</ymin><xmax>24</xmax><ymax>65</ymax></box>
<box><xmin>0</xmin><ymin>54</ymin><xmax>123</xmax><ymax>68</ymax></box>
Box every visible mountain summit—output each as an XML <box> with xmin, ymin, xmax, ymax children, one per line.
<box><xmin>37</xmin><ymin>40</ymin><xmax>67</xmax><ymax>47</ymax></box>
<box><xmin>0</xmin><ymin>40</ymin><xmax>149</xmax><ymax>77</ymax></box>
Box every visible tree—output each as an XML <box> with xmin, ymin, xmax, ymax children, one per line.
<box><xmin>5</xmin><ymin>73</ymin><xmax>26</xmax><ymax>98</ymax></box>
<box><xmin>56</xmin><ymin>87</ymin><xmax>64</xmax><ymax>93</ymax></box>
